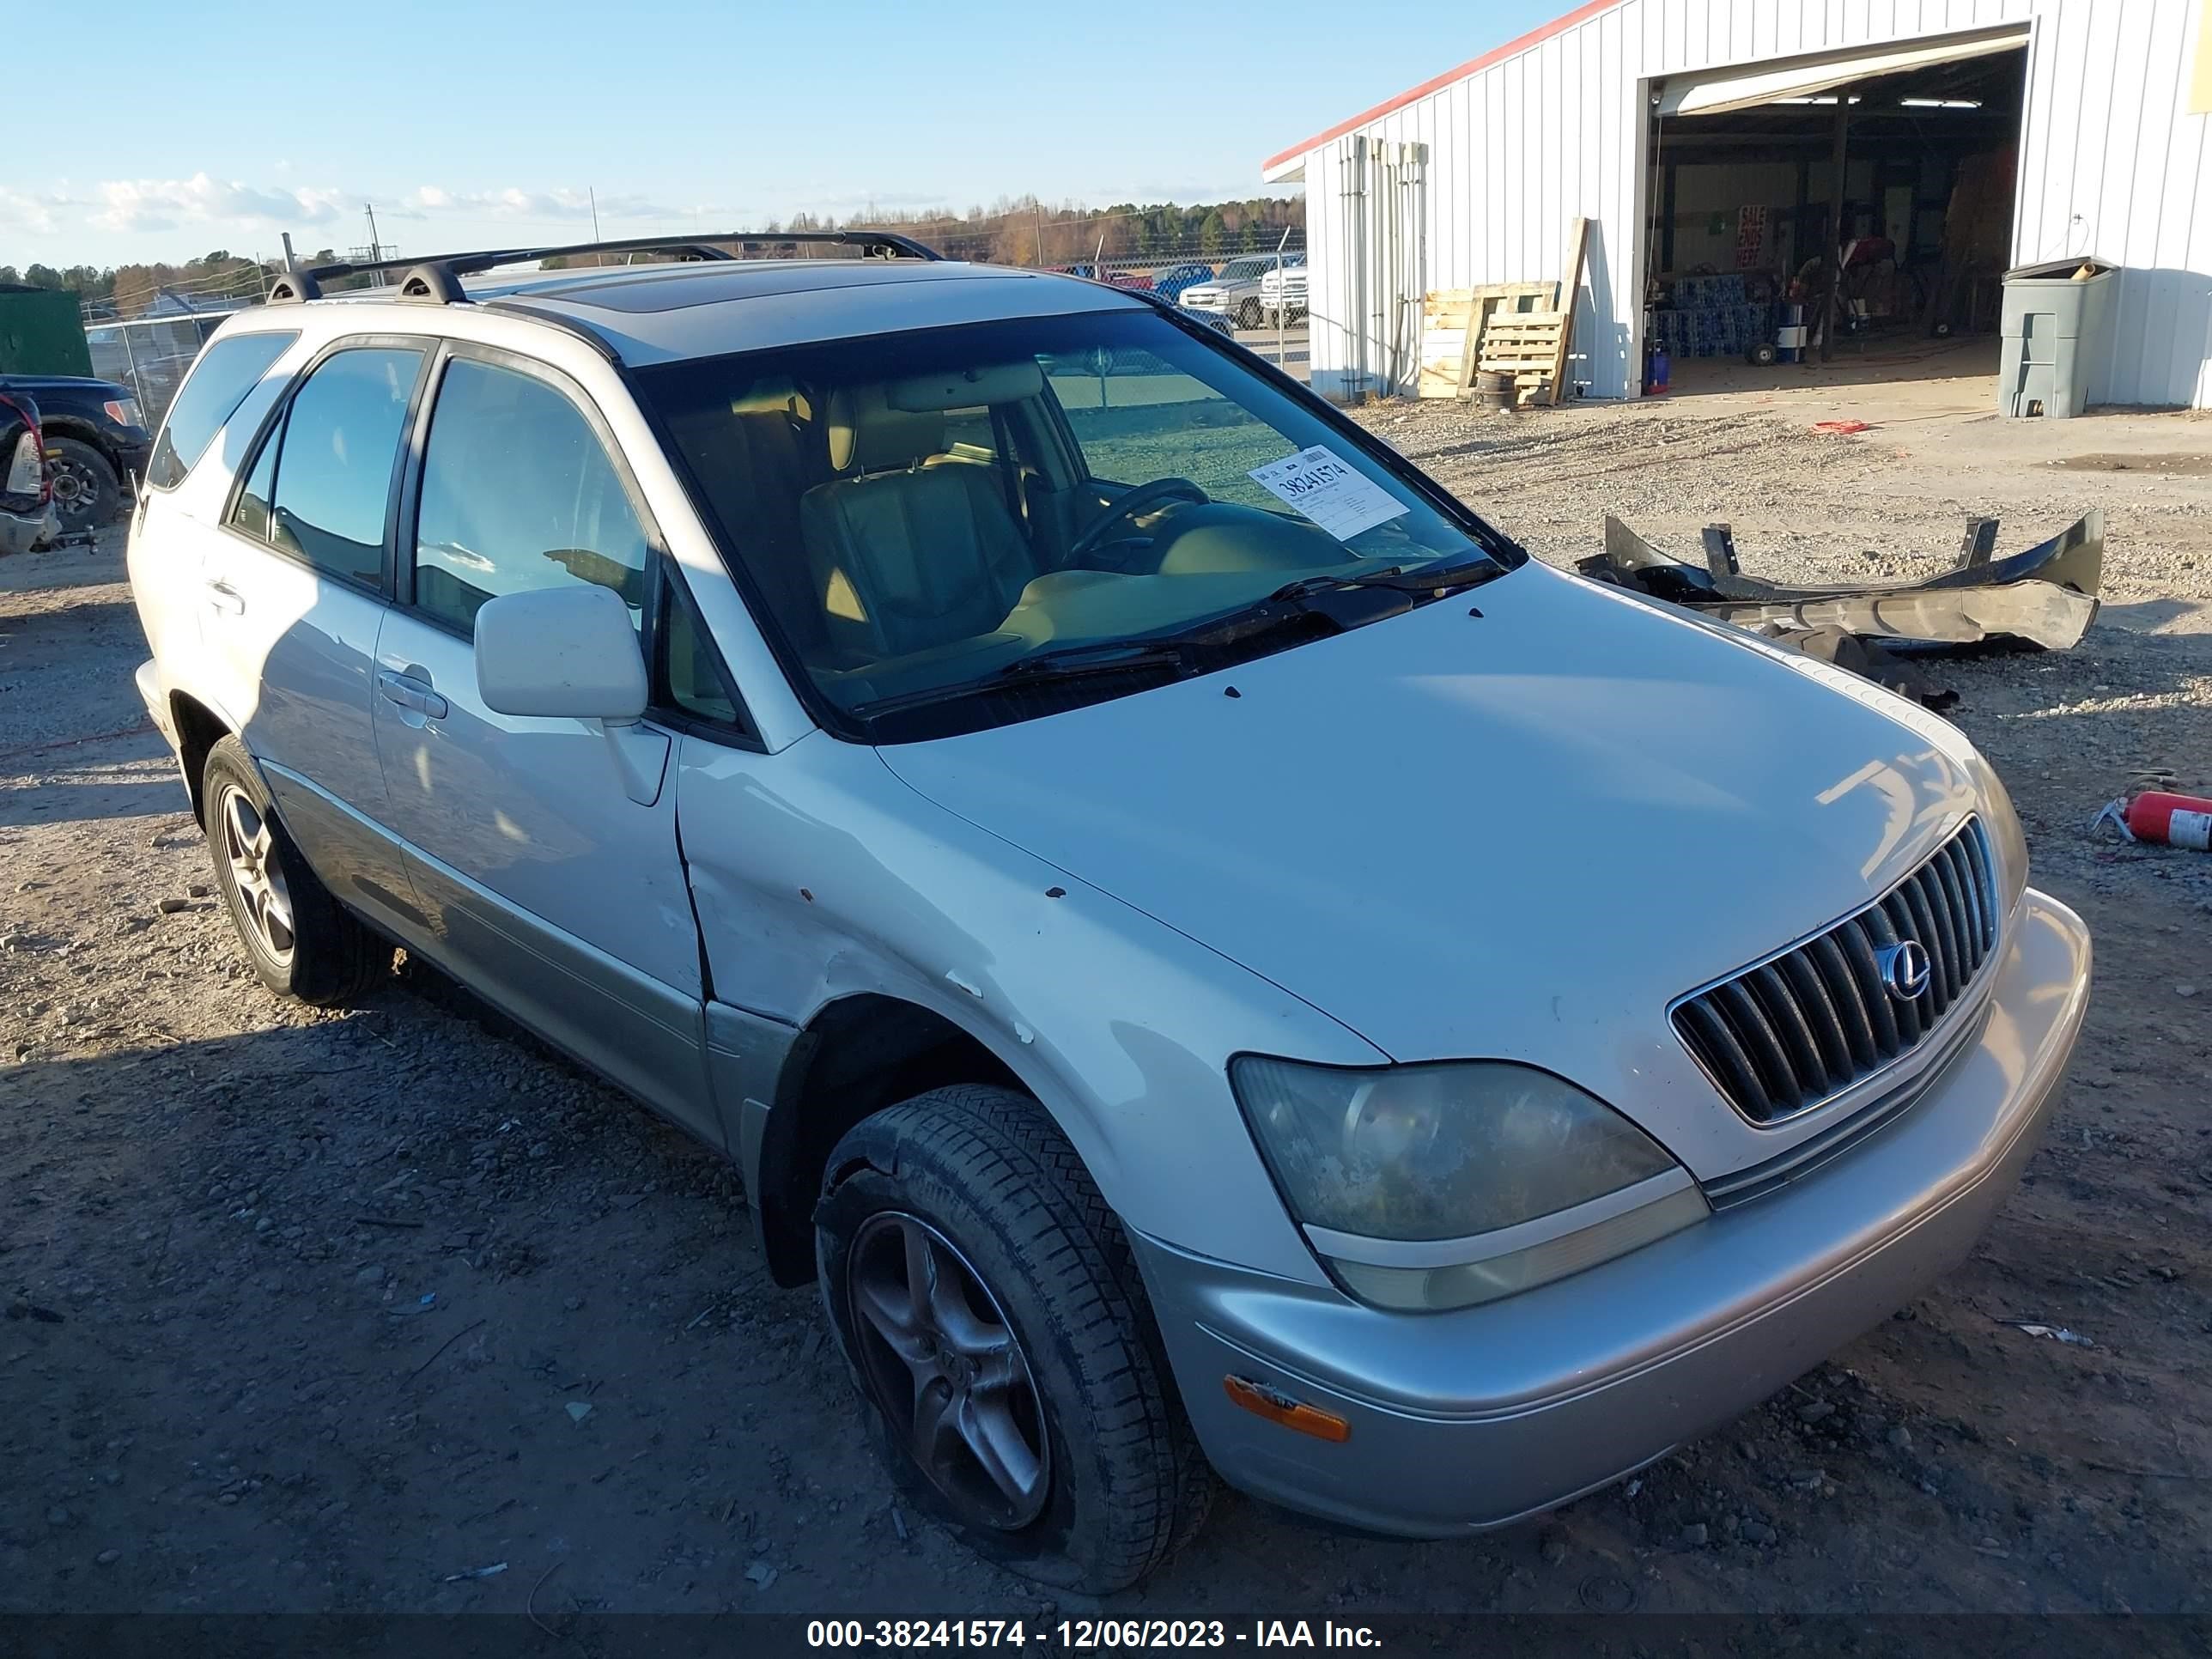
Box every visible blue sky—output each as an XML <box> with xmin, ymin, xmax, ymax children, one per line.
<box><xmin>4</xmin><ymin>0</ymin><xmax>1560</xmax><ymax>270</ymax></box>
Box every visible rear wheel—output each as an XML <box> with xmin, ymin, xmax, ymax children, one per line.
<box><xmin>202</xmin><ymin>736</ymin><xmax>388</xmax><ymax>1006</ymax></box>
<box><xmin>816</xmin><ymin>1085</ymin><xmax>1212</xmax><ymax>1592</ymax></box>
<box><xmin>46</xmin><ymin>437</ymin><xmax>117</xmax><ymax>532</ymax></box>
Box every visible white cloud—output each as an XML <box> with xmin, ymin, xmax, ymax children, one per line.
<box><xmin>404</xmin><ymin>185</ymin><xmax>692</xmax><ymax>223</ymax></box>
<box><xmin>0</xmin><ymin>186</ymin><xmax>76</xmax><ymax>235</ymax></box>
<box><xmin>88</xmin><ymin>173</ymin><xmax>347</xmax><ymax>234</ymax></box>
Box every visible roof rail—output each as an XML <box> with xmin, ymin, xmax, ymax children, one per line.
<box><xmin>265</xmin><ymin>228</ymin><xmax>945</xmax><ymax>306</ymax></box>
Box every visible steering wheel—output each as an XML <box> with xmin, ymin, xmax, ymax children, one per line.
<box><xmin>1068</xmin><ymin>477</ymin><xmax>1210</xmax><ymax>562</ymax></box>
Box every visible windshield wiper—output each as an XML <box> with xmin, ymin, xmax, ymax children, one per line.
<box><xmin>1268</xmin><ymin>555</ymin><xmax>1501</xmax><ymax>604</ymax></box>
<box><xmin>844</xmin><ymin>640</ymin><xmax>1191</xmax><ymax>720</ymax></box>
<box><xmin>993</xmin><ymin>639</ymin><xmax>1193</xmax><ymax>681</ymax></box>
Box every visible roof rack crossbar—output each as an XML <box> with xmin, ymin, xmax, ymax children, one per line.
<box><xmin>267</xmin><ymin>228</ymin><xmax>944</xmax><ymax>304</ymax></box>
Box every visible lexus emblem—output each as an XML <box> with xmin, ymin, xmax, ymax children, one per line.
<box><xmin>1875</xmin><ymin>940</ymin><xmax>1932</xmax><ymax>1002</ymax></box>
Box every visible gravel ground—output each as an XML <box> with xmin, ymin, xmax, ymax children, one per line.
<box><xmin>3</xmin><ymin>383</ymin><xmax>2210</xmax><ymax>1622</ymax></box>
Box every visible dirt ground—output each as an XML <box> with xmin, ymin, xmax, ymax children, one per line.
<box><xmin>4</xmin><ymin>359</ymin><xmax>2210</xmax><ymax>1623</ymax></box>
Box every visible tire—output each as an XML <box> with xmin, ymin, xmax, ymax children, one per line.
<box><xmin>201</xmin><ymin>736</ymin><xmax>388</xmax><ymax>1006</ymax></box>
<box><xmin>817</xmin><ymin>1085</ymin><xmax>1212</xmax><ymax>1592</ymax></box>
<box><xmin>46</xmin><ymin>437</ymin><xmax>118</xmax><ymax>532</ymax></box>
<box><xmin>1235</xmin><ymin>298</ymin><xmax>1262</xmax><ymax>331</ymax></box>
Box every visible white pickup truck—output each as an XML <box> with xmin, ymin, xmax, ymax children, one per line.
<box><xmin>1179</xmin><ymin>254</ymin><xmax>1304</xmax><ymax>330</ymax></box>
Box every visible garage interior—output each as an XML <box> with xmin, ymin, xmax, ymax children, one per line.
<box><xmin>1641</xmin><ymin>27</ymin><xmax>2031</xmax><ymax>398</ymax></box>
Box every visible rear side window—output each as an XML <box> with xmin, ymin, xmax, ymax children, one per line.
<box><xmin>232</xmin><ymin>347</ymin><xmax>423</xmax><ymax>588</ymax></box>
<box><xmin>410</xmin><ymin>357</ymin><xmax>649</xmax><ymax>634</ymax></box>
<box><xmin>145</xmin><ymin>331</ymin><xmax>296</xmax><ymax>489</ymax></box>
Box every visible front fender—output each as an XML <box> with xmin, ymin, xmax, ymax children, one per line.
<box><xmin>674</xmin><ymin>731</ymin><xmax>1382</xmax><ymax>1285</ymax></box>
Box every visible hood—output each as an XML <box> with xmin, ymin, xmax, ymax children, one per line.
<box><xmin>878</xmin><ymin>562</ymin><xmax>1988</xmax><ymax>1174</ymax></box>
<box><xmin>0</xmin><ymin>374</ymin><xmax>131</xmax><ymax>398</ymax></box>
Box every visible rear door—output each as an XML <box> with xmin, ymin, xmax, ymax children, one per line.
<box><xmin>198</xmin><ymin>339</ymin><xmax>429</xmax><ymax>932</ymax></box>
<box><xmin>370</xmin><ymin>343</ymin><xmax>714</xmax><ymax>1142</ymax></box>
<box><xmin>125</xmin><ymin>328</ymin><xmax>300</xmax><ymax>691</ymax></box>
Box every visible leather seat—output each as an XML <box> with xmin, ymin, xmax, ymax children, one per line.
<box><xmin>800</xmin><ymin>386</ymin><xmax>1035</xmax><ymax>663</ymax></box>
<box><xmin>663</xmin><ymin>380</ymin><xmax>832</xmax><ymax>657</ymax></box>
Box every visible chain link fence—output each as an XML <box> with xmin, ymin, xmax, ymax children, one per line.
<box><xmin>84</xmin><ymin>307</ymin><xmax>250</xmax><ymax>428</ymax></box>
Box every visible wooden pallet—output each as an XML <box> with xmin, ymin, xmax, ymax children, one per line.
<box><xmin>1477</xmin><ymin>311</ymin><xmax>1569</xmax><ymax>404</ymax></box>
<box><xmin>1416</xmin><ymin>217</ymin><xmax>1590</xmax><ymax>405</ymax></box>
<box><xmin>1416</xmin><ymin>283</ymin><xmax>1554</xmax><ymax>398</ymax></box>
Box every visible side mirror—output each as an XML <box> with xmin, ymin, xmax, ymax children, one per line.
<box><xmin>475</xmin><ymin>585</ymin><xmax>647</xmax><ymax>721</ymax></box>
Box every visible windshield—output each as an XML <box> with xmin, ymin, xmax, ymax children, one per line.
<box><xmin>1218</xmin><ymin>259</ymin><xmax>1273</xmax><ymax>282</ymax></box>
<box><xmin>638</xmin><ymin>308</ymin><xmax>1512</xmax><ymax>740</ymax></box>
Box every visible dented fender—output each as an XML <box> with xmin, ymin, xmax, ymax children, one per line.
<box><xmin>672</xmin><ymin>729</ymin><xmax>1380</xmax><ymax>1285</ymax></box>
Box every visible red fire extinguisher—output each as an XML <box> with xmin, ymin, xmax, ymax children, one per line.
<box><xmin>2090</xmin><ymin>789</ymin><xmax>2212</xmax><ymax>850</ymax></box>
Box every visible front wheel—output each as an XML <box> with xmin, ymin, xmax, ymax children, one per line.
<box><xmin>1235</xmin><ymin>298</ymin><xmax>1262</xmax><ymax>330</ymax></box>
<box><xmin>816</xmin><ymin>1085</ymin><xmax>1212</xmax><ymax>1592</ymax></box>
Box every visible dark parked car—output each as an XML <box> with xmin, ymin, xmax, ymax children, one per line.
<box><xmin>0</xmin><ymin>373</ymin><xmax>153</xmax><ymax>532</ymax></box>
<box><xmin>1</xmin><ymin>387</ymin><xmax>56</xmax><ymax>556</ymax></box>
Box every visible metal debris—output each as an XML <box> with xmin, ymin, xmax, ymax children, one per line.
<box><xmin>1582</xmin><ymin>510</ymin><xmax>2105</xmax><ymax>653</ymax></box>
<box><xmin>2005</xmin><ymin>1322</ymin><xmax>2095</xmax><ymax>1347</ymax></box>
<box><xmin>440</xmin><ymin>1562</ymin><xmax>508</xmax><ymax>1582</ymax></box>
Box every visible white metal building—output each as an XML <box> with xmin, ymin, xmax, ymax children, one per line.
<box><xmin>1264</xmin><ymin>0</ymin><xmax>2212</xmax><ymax>407</ymax></box>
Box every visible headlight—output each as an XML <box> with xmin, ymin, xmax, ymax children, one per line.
<box><xmin>103</xmin><ymin>398</ymin><xmax>143</xmax><ymax>428</ymax></box>
<box><xmin>1230</xmin><ymin>1058</ymin><xmax>1707</xmax><ymax>1311</ymax></box>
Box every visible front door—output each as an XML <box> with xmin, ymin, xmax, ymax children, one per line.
<box><xmin>369</xmin><ymin>345</ymin><xmax>713</xmax><ymax>1142</ymax></box>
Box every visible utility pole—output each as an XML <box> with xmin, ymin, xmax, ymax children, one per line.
<box><xmin>590</xmin><ymin>187</ymin><xmax>604</xmax><ymax>264</ymax></box>
<box><xmin>364</xmin><ymin>201</ymin><xmax>384</xmax><ymax>261</ymax></box>
<box><xmin>281</xmin><ymin>232</ymin><xmax>297</xmax><ymax>271</ymax></box>
<box><xmin>1034</xmin><ymin>202</ymin><xmax>1045</xmax><ymax>268</ymax></box>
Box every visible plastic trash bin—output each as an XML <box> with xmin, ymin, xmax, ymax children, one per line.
<box><xmin>1996</xmin><ymin>258</ymin><xmax>2117</xmax><ymax>419</ymax></box>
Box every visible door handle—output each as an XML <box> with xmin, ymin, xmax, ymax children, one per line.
<box><xmin>376</xmin><ymin>669</ymin><xmax>448</xmax><ymax>721</ymax></box>
<box><xmin>204</xmin><ymin>579</ymin><xmax>245</xmax><ymax>616</ymax></box>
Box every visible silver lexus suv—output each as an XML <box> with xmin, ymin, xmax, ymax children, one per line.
<box><xmin>125</xmin><ymin>231</ymin><xmax>2090</xmax><ymax>1592</ymax></box>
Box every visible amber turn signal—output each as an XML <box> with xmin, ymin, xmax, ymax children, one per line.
<box><xmin>1223</xmin><ymin>1375</ymin><xmax>1351</xmax><ymax>1443</ymax></box>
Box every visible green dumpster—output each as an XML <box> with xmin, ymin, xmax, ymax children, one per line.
<box><xmin>0</xmin><ymin>285</ymin><xmax>94</xmax><ymax>377</ymax></box>
<box><xmin>1996</xmin><ymin>257</ymin><xmax>2117</xmax><ymax>420</ymax></box>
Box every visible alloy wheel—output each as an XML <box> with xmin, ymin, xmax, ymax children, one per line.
<box><xmin>219</xmin><ymin>785</ymin><xmax>295</xmax><ymax>965</ymax></box>
<box><xmin>47</xmin><ymin>454</ymin><xmax>103</xmax><ymax>527</ymax></box>
<box><xmin>846</xmin><ymin>1211</ymin><xmax>1051</xmax><ymax>1530</ymax></box>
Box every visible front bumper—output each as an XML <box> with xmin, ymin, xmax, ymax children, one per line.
<box><xmin>1133</xmin><ymin>888</ymin><xmax>2090</xmax><ymax>1536</ymax></box>
<box><xmin>112</xmin><ymin>437</ymin><xmax>153</xmax><ymax>492</ymax></box>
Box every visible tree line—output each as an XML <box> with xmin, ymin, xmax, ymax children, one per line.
<box><xmin>5</xmin><ymin>194</ymin><xmax>1305</xmax><ymax>316</ymax></box>
<box><xmin>0</xmin><ymin>252</ymin><xmax>343</xmax><ymax>317</ymax></box>
<box><xmin>756</xmin><ymin>196</ymin><xmax>1307</xmax><ymax>266</ymax></box>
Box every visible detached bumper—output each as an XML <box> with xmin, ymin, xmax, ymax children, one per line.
<box><xmin>1135</xmin><ymin>889</ymin><xmax>2090</xmax><ymax>1537</ymax></box>
<box><xmin>1</xmin><ymin>502</ymin><xmax>56</xmax><ymax>556</ymax></box>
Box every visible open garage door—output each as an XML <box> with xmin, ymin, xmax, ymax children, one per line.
<box><xmin>1658</xmin><ymin>24</ymin><xmax>2030</xmax><ymax>119</ymax></box>
<box><xmin>1640</xmin><ymin>22</ymin><xmax>2029</xmax><ymax>404</ymax></box>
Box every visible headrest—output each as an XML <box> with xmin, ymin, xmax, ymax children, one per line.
<box><xmin>826</xmin><ymin>385</ymin><xmax>945</xmax><ymax>473</ymax></box>
<box><xmin>885</xmin><ymin>361</ymin><xmax>1044</xmax><ymax>412</ymax></box>
<box><xmin>729</xmin><ymin>378</ymin><xmax>811</xmax><ymax>422</ymax></box>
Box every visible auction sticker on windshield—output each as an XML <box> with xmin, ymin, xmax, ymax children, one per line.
<box><xmin>1249</xmin><ymin>446</ymin><xmax>1409</xmax><ymax>543</ymax></box>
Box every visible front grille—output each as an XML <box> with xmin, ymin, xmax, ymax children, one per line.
<box><xmin>1672</xmin><ymin>820</ymin><xmax>2001</xmax><ymax>1125</ymax></box>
